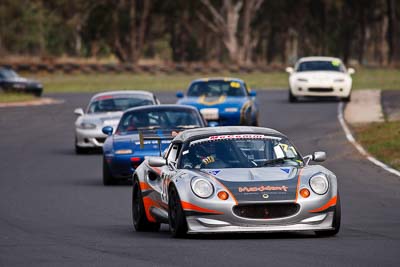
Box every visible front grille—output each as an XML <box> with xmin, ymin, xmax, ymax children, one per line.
<box><xmin>308</xmin><ymin>87</ymin><xmax>334</xmax><ymax>92</ymax></box>
<box><xmin>233</xmin><ymin>203</ymin><xmax>300</xmax><ymax>219</ymax></box>
<box><xmin>95</xmin><ymin>137</ymin><xmax>106</xmax><ymax>144</ymax></box>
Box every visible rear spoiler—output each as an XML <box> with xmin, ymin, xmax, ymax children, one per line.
<box><xmin>138</xmin><ymin>130</ymin><xmax>176</xmax><ymax>156</ymax></box>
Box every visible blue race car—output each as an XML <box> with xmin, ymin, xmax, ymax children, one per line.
<box><xmin>101</xmin><ymin>105</ymin><xmax>206</xmax><ymax>185</ymax></box>
<box><xmin>176</xmin><ymin>78</ymin><xmax>259</xmax><ymax>126</ymax></box>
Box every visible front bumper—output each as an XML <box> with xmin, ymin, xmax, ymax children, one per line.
<box><xmin>106</xmin><ymin>151</ymin><xmax>163</xmax><ymax>179</ymax></box>
<box><xmin>75</xmin><ymin>128</ymin><xmax>107</xmax><ymax>148</ymax></box>
<box><xmin>178</xmin><ymin>178</ymin><xmax>337</xmax><ymax>234</ymax></box>
<box><xmin>186</xmin><ymin>211</ymin><xmax>334</xmax><ymax>234</ymax></box>
<box><xmin>290</xmin><ymin>82</ymin><xmax>351</xmax><ymax>98</ymax></box>
<box><xmin>203</xmin><ymin>111</ymin><xmax>242</xmax><ymax>126</ymax></box>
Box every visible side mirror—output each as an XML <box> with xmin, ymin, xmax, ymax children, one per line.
<box><xmin>313</xmin><ymin>151</ymin><xmax>327</xmax><ymax>162</ymax></box>
<box><xmin>348</xmin><ymin>68</ymin><xmax>355</xmax><ymax>75</ymax></box>
<box><xmin>74</xmin><ymin>108</ymin><xmax>84</xmax><ymax>116</ymax></box>
<box><xmin>148</xmin><ymin>157</ymin><xmax>167</xmax><ymax>167</ymax></box>
<box><xmin>176</xmin><ymin>91</ymin><xmax>184</xmax><ymax>98</ymax></box>
<box><xmin>249</xmin><ymin>90</ymin><xmax>256</xmax><ymax>97</ymax></box>
<box><xmin>208</xmin><ymin>121</ymin><xmax>219</xmax><ymax>127</ymax></box>
<box><xmin>303</xmin><ymin>151</ymin><xmax>326</xmax><ymax>165</ymax></box>
<box><xmin>102</xmin><ymin>126</ymin><xmax>113</xmax><ymax>136</ymax></box>
<box><xmin>285</xmin><ymin>67</ymin><xmax>294</xmax><ymax>74</ymax></box>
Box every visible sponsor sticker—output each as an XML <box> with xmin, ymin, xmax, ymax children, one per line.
<box><xmin>208</xmin><ymin>134</ymin><xmax>265</xmax><ymax>140</ymax></box>
<box><xmin>208</xmin><ymin>170</ymin><xmax>221</xmax><ymax>176</ymax></box>
<box><xmin>238</xmin><ymin>185</ymin><xmax>289</xmax><ymax>193</ymax></box>
<box><xmin>135</xmin><ymin>140</ymin><xmax>170</xmax><ymax>145</ymax></box>
<box><xmin>95</xmin><ymin>95</ymin><xmax>113</xmax><ymax>101</ymax></box>
<box><xmin>280</xmin><ymin>168</ymin><xmax>290</xmax><ymax>174</ymax></box>
<box><xmin>262</xmin><ymin>193</ymin><xmax>269</xmax><ymax>199</ymax></box>
<box><xmin>230</xmin><ymin>81</ymin><xmax>241</xmax><ymax>88</ymax></box>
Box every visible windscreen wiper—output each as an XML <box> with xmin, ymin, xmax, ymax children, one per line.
<box><xmin>137</xmin><ymin>126</ymin><xmax>161</xmax><ymax>130</ymax></box>
<box><xmin>176</xmin><ymin>125</ymin><xmax>199</xmax><ymax>129</ymax></box>
<box><xmin>263</xmin><ymin>157</ymin><xmax>296</xmax><ymax>166</ymax></box>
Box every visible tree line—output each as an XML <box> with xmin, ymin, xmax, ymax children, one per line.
<box><xmin>1</xmin><ymin>0</ymin><xmax>399</xmax><ymax>66</ymax></box>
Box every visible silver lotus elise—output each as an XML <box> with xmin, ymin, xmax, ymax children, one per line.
<box><xmin>132</xmin><ymin>126</ymin><xmax>340</xmax><ymax>237</ymax></box>
<box><xmin>74</xmin><ymin>91</ymin><xmax>159</xmax><ymax>153</ymax></box>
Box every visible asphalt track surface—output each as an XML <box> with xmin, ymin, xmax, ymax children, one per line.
<box><xmin>1</xmin><ymin>91</ymin><xmax>399</xmax><ymax>267</ymax></box>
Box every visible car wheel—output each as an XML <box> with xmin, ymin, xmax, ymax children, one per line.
<box><xmin>132</xmin><ymin>178</ymin><xmax>160</xmax><ymax>232</ymax></box>
<box><xmin>315</xmin><ymin>193</ymin><xmax>341</xmax><ymax>237</ymax></box>
<box><xmin>252</xmin><ymin>113</ymin><xmax>259</xmax><ymax>126</ymax></box>
<box><xmin>289</xmin><ymin>89</ymin><xmax>297</xmax><ymax>103</ymax></box>
<box><xmin>341</xmin><ymin>94</ymin><xmax>351</xmax><ymax>102</ymax></box>
<box><xmin>168</xmin><ymin>185</ymin><xmax>188</xmax><ymax>238</ymax></box>
<box><xmin>75</xmin><ymin>145</ymin><xmax>89</xmax><ymax>154</ymax></box>
<box><xmin>75</xmin><ymin>137</ymin><xmax>89</xmax><ymax>154</ymax></box>
<box><xmin>103</xmin><ymin>156</ymin><xmax>116</xmax><ymax>185</ymax></box>
<box><xmin>33</xmin><ymin>91</ymin><xmax>42</xmax><ymax>97</ymax></box>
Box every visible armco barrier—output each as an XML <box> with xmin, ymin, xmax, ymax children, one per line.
<box><xmin>0</xmin><ymin>63</ymin><xmax>284</xmax><ymax>74</ymax></box>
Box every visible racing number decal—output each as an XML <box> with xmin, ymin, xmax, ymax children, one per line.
<box><xmin>161</xmin><ymin>169</ymin><xmax>172</xmax><ymax>203</ymax></box>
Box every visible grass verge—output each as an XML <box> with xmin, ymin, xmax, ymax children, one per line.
<box><xmin>353</xmin><ymin>121</ymin><xmax>400</xmax><ymax>170</ymax></box>
<box><xmin>26</xmin><ymin>67</ymin><xmax>400</xmax><ymax>94</ymax></box>
<box><xmin>36</xmin><ymin>72</ymin><xmax>287</xmax><ymax>93</ymax></box>
<box><xmin>0</xmin><ymin>92</ymin><xmax>36</xmax><ymax>103</ymax></box>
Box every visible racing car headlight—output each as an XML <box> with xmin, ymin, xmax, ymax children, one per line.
<box><xmin>115</xmin><ymin>149</ymin><xmax>133</xmax><ymax>154</ymax></box>
<box><xmin>78</xmin><ymin>122</ymin><xmax>96</xmax><ymax>129</ymax></box>
<box><xmin>309</xmin><ymin>174</ymin><xmax>329</xmax><ymax>195</ymax></box>
<box><xmin>224</xmin><ymin>107</ymin><xmax>239</xmax><ymax>113</ymax></box>
<box><xmin>297</xmin><ymin>78</ymin><xmax>308</xmax><ymax>82</ymax></box>
<box><xmin>191</xmin><ymin>178</ymin><xmax>214</xmax><ymax>198</ymax></box>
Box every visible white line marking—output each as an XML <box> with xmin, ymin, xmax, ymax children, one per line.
<box><xmin>337</xmin><ymin>102</ymin><xmax>400</xmax><ymax>177</ymax></box>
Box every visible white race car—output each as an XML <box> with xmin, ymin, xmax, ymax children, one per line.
<box><xmin>286</xmin><ymin>57</ymin><xmax>355</xmax><ymax>102</ymax></box>
<box><xmin>74</xmin><ymin>91</ymin><xmax>159</xmax><ymax>154</ymax></box>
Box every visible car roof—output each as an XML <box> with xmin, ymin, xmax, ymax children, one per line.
<box><xmin>90</xmin><ymin>90</ymin><xmax>154</xmax><ymax>101</ymax></box>
<box><xmin>298</xmin><ymin>56</ymin><xmax>342</xmax><ymax>63</ymax></box>
<box><xmin>124</xmin><ymin>104</ymin><xmax>200</xmax><ymax>114</ymax></box>
<box><xmin>190</xmin><ymin>77</ymin><xmax>244</xmax><ymax>84</ymax></box>
<box><xmin>174</xmin><ymin>126</ymin><xmax>286</xmax><ymax>143</ymax></box>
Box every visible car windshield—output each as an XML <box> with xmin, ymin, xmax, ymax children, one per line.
<box><xmin>117</xmin><ymin>109</ymin><xmax>202</xmax><ymax>133</ymax></box>
<box><xmin>0</xmin><ymin>68</ymin><xmax>19</xmax><ymax>79</ymax></box>
<box><xmin>187</xmin><ymin>81</ymin><xmax>246</xmax><ymax>97</ymax></box>
<box><xmin>87</xmin><ymin>96</ymin><xmax>153</xmax><ymax>113</ymax></box>
<box><xmin>179</xmin><ymin>135</ymin><xmax>303</xmax><ymax>169</ymax></box>
<box><xmin>296</xmin><ymin>60</ymin><xmax>345</xmax><ymax>72</ymax></box>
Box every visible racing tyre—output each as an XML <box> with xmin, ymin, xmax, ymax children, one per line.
<box><xmin>132</xmin><ymin>178</ymin><xmax>160</xmax><ymax>232</ymax></box>
<box><xmin>289</xmin><ymin>89</ymin><xmax>297</xmax><ymax>103</ymax></box>
<box><xmin>315</xmin><ymin>193</ymin><xmax>341</xmax><ymax>237</ymax></box>
<box><xmin>341</xmin><ymin>94</ymin><xmax>351</xmax><ymax>102</ymax></box>
<box><xmin>75</xmin><ymin>137</ymin><xmax>89</xmax><ymax>154</ymax></box>
<box><xmin>168</xmin><ymin>185</ymin><xmax>188</xmax><ymax>238</ymax></box>
<box><xmin>103</xmin><ymin>156</ymin><xmax>116</xmax><ymax>185</ymax></box>
<box><xmin>33</xmin><ymin>91</ymin><xmax>42</xmax><ymax>97</ymax></box>
<box><xmin>252</xmin><ymin>113</ymin><xmax>259</xmax><ymax>126</ymax></box>
<box><xmin>75</xmin><ymin>145</ymin><xmax>89</xmax><ymax>154</ymax></box>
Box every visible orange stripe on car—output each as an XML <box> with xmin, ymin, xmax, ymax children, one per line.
<box><xmin>181</xmin><ymin>201</ymin><xmax>223</xmax><ymax>214</ymax></box>
<box><xmin>140</xmin><ymin>182</ymin><xmax>152</xmax><ymax>191</ymax></box>
<box><xmin>142</xmin><ymin>196</ymin><xmax>159</xmax><ymax>222</ymax></box>
<box><xmin>309</xmin><ymin>196</ymin><xmax>337</xmax><ymax>213</ymax></box>
<box><xmin>295</xmin><ymin>169</ymin><xmax>303</xmax><ymax>202</ymax></box>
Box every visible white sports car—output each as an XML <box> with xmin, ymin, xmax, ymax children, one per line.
<box><xmin>286</xmin><ymin>57</ymin><xmax>355</xmax><ymax>102</ymax></box>
<box><xmin>74</xmin><ymin>90</ymin><xmax>159</xmax><ymax>154</ymax></box>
